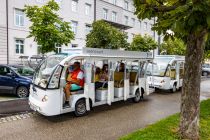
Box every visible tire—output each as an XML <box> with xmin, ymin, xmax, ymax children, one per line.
<box><xmin>16</xmin><ymin>86</ymin><xmax>29</xmax><ymax>98</ymax></box>
<box><xmin>74</xmin><ymin>99</ymin><xmax>87</xmax><ymax>117</ymax></box>
<box><xmin>132</xmin><ymin>89</ymin><xmax>141</xmax><ymax>103</ymax></box>
<box><xmin>140</xmin><ymin>88</ymin><xmax>144</xmax><ymax>99</ymax></box>
<box><xmin>202</xmin><ymin>71</ymin><xmax>208</xmax><ymax>76</ymax></box>
<box><xmin>170</xmin><ymin>84</ymin><xmax>176</xmax><ymax>93</ymax></box>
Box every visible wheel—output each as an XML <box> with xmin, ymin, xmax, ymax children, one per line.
<box><xmin>74</xmin><ymin>99</ymin><xmax>87</xmax><ymax>117</ymax></box>
<box><xmin>16</xmin><ymin>86</ymin><xmax>29</xmax><ymax>98</ymax></box>
<box><xmin>133</xmin><ymin>89</ymin><xmax>141</xmax><ymax>103</ymax></box>
<box><xmin>170</xmin><ymin>84</ymin><xmax>177</xmax><ymax>93</ymax></box>
<box><xmin>202</xmin><ymin>71</ymin><xmax>208</xmax><ymax>76</ymax></box>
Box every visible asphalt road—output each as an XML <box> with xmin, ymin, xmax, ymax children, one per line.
<box><xmin>0</xmin><ymin>79</ymin><xmax>209</xmax><ymax>140</ymax></box>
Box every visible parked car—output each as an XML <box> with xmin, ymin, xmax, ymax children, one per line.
<box><xmin>0</xmin><ymin>65</ymin><xmax>32</xmax><ymax>98</ymax></box>
<box><xmin>202</xmin><ymin>64</ymin><xmax>210</xmax><ymax>76</ymax></box>
<box><xmin>9</xmin><ymin>65</ymin><xmax>34</xmax><ymax>79</ymax></box>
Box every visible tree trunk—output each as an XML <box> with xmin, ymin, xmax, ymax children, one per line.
<box><xmin>180</xmin><ymin>32</ymin><xmax>206</xmax><ymax>140</ymax></box>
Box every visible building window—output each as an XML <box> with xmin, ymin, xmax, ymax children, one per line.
<box><xmin>124</xmin><ymin>16</ymin><xmax>128</xmax><ymax>25</ymax></box>
<box><xmin>15</xmin><ymin>9</ymin><xmax>24</xmax><ymax>27</ymax></box>
<box><xmin>103</xmin><ymin>8</ymin><xmax>108</xmax><ymax>20</ymax></box>
<box><xmin>112</xmin><ymin>0</ymin><xmax>117</xmax><ymax>5</ymax></box>
<box><xmin>85</xmin><ymin>3</ymin><xmax>91</xmax><ymax>16</ymax></box>
<box><xmin>131</xmin><ymin>6</ymin><xmax>135</xmax><ymax>12</ymax></box>
<box><xmin>139</xmin><ymin>20</ymin><xmax>141</xmax><ymax>29</ymax></box>
<box><xmin>72</xmin><ymin>0</ymin><xmax>78</xmax><ymax>12</ymax></box>
<box><xmin>150</xmin><ymin>24</ymin><xmax>153</xmax><ymax>30</ymax></box>
<box><xmin>72</xmin><ymin>44</ymin><xmax>78</xmax><ymax>48</ymax></box>
<box><xmin>144</xmin><ymin>22</ymin><xmax>147</xmax><ymax>30</ymax></box>
<box><xmin>56</xmin><ymin>45</ymin><xmax>62</xmax><ymax>53</ymax></box>
<box><xmin>36</xmin><ymin>0</ymin><xmax>44</xmax><ymax>3</ymax></box>
<box><xmin>112</xmin><ymin>11</ymin><xmax>117</xmax><ymax>22</ymax></box>
<box><xmin>15</xmin><ymin>39</ymin><xmax>24</xmax><ymax>54</ymax></box>
<box><xmin>131</xmin><ymin>18</ymin><xmax>135</xmax><ymax>27</ymax></box>
<box><xmin>71</xmin><ymin>21</ymin><xmax>78</xmax><ymax>34</ymax></box>
<box><xmin>124</xmin><ymin>1</ymin><xmax>128</xmax><ymax>10</ymax></box>
<box><xmin>85</xmin><ymin>24</ymin><xmax>92</xmax><ymax>35</ymax></box>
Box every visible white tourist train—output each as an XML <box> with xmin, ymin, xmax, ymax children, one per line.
<box><xmin>147</xmin><ymin>55</ymin><xmax>185</xmax><ymax>92</ymax></box>
<box><xmin>29</xmin><ymin>48</ymin><xmax>153</xmax><ymax>116</ymax></box>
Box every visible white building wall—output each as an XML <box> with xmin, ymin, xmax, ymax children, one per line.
<box><xmin>0</xmin><ymin>0</ymin><xmax>7</xmax><ymax>64</ymax></box>
<box><xmin>0</xmin><ymin>0</ymin><xmax>160</xmax><ymax>64</ymax></box>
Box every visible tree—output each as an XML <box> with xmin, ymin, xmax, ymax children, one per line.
<box><xmin>134</xmin><ymin>0</ymin><xmax>210</xmax><ymax>139</ymax></box>
<box><xmin>86</xmin><ymin>20</ymin><xmax>129</xmax><ymax>49</ymax></box>
<box><xmin>160</xmin><ymin>37</ymin><xmax>186</xmax><ymax>55</ymax></box>
<box><xmin>126</xmin><ymin>34</ymin><xmax>158</xmax><ymax>51</ymax></box>
<box><xmin>24</xmin><ymin>0</ymin><xmax>74</xmax><ymax>54</ymax></box>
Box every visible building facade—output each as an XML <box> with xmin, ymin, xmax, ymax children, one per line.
<box><xmin>0</xmin><ymin>0</ymin><xmax>160</xmax><ymax>64</ymax></box>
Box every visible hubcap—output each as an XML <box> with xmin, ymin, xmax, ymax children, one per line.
<box><xmin>18</xmin><ymin>87</ymin><xmax>28</xmax><ymax>98</ymax></box>
<box><xmin>203</xmin><ymin>72</ymin><xmax>208</xmax><ymax>76</ymax></box>
<box><xmin>136</xmin><ymin>91</ymin><xmax>140</xmax><ymax>100</ymax></box>
<box><xmin>77</xmin><ymin>102</ymin><xmax>86</xmax><ymax>114</ymax></box>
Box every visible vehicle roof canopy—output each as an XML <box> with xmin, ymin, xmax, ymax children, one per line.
<box><xmin>60</xmin><ymin>48</ymin><xmax>153</xmax><ymax>65</ymax></box>
<box><xmin>155</xmin><ymin>55</ymin><xmax>185</xmax><ymax>61</ymax></box>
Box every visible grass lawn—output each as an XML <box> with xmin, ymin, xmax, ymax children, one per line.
<box><xmin>120</xmin><ymin>99</ymin><xmax>210</xmax><ymax>140</ymax></box>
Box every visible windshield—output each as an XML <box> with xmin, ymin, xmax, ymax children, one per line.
<box><xmin>34</xmin><ymin>54</ymin><xmax>67</xmax><ymax>88</ymax></box>
<box><xmin>12</xmin><ymin>67</ymin><xmax>34</xmax><ymax>76</ymax></box>
<box><xmin>147</xmin><ymin>57</ymin><xmax>172</xmax><ymax>76</ymax></box>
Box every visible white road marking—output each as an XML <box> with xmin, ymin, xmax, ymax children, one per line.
<box><xmin>0</xmin><ymin>112</ymin><xmax>36</xmax><ymax>124</ymax></box>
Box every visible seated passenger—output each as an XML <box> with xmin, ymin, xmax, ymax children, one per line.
<box><xmin>95</xmin><ymin>67</ymin><xmax>103</xmax><ymax>89</ymax></box>
<box><xmin>100</xmin><ymin>64</ymin><xmax>108</xmax><ymax>81</ymax></box>
<box><xmin>119</xmin><ymin>63</ymin><xmax>125</xmax><ymax>72</ymax></box>
<box><xmin>64</xmin><ymin>62</ymin><xmax>84</xmax><ymax>107</ymax></box>
<box><xmin>98</xmin><ymin>64</ymin><xmax>108</xmax><ymax>88</ymax></box>
<box><xmin>95</xmin><ymin>67</ymin><xmax>101</xmax><ymax>82</ymax></box>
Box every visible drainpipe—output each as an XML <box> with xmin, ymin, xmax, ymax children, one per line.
<box><xmin>6</xmin><ymin>0</ymin><xmax>9</xmax><ymax>64</ymax></box>
<box><xmin>94</xmin><ymin>0</ymin><xmax>96</xmax><ymax>21</ymax></box>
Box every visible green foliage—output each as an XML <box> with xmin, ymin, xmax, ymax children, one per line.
<box><xmin>120</xmin><ymin>99</ymin><xmax>210</xmax><ymax>140</ymax></box>
<box><xmin>24</xmin><ymin>0</ymin><xmax>74</xmax><ymax>54</ymax></box>
<box><xmin>126</xmin><ymin>34</ymin><xmax>158</xmax><ymax>52</ymax></box>
<box><xmin>160</xmin><ymin>37</ymin><xmax>186</xmax><ymax>55</ymax></box>
<box><xmin>134</xmin><ymin>0</ymin><xmax>210</xmax><ymax>42</ymax></box>
<box><xmin>86</xmin><ymin>20</ymin><xmax>129</xmax><ymax>49</ymax></box>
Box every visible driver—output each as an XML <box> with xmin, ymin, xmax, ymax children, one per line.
<box><xmin>64</xmin><ymin>62</ymin><xmax>84</xmax><ymax>107</ymax></box>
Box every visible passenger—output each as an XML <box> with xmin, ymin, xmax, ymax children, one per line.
<box><xmin>64</xmin><ymin>62</ymin><xmax>84</xmax><ymax>107</ymax></box>
<box><xmin>94</xmin><ymin>67</ymin><xmax>101</xmax><ymax>82</ymax></box>
<box><xmin>119</xmin><ymin>63</ymin><xmax>125</xmax><ymax>72</ymax></box>
<box><xmin>99</xmin><ymin>64</ymin><xmax>108</xmax><ymax>88</ymax></box>
<box><xmin>95</xmin><ymin>67</ymin><xmax>103</xmax><ymax>89</ymax></box>
<box><xmin>100</xmin><ymin>64</ymin><xmax>108</xmax><ymax>81</ymax></box>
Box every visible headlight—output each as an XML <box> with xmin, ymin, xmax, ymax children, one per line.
<box><xmin>42</xmin><ymin>95</ymin><xmax>48</xmax><ymax>102</ymax></box>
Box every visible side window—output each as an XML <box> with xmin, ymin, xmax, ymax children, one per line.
<box><xmin>0</xmin><ymin>66</ymin><xmax>10</xmax><ymax>76</ymax></box>
<box><xmin>179</xmin><ymin>62</ymin><xmax>184</xmax><ymax>79</ymax></box>
<box><xmin>139</xmin><ymin>62</ymin><xmax>145</xmax><ymax>78</ymax></box>
<box><xmin>170</xmin><ymin>61</ymin><xmax>177</xmax><ymax>79</ymax></box>
<box><xmin>48</xmin><ymin>66</ymin><xmax>63</xmax><ymax>89</ymax></box>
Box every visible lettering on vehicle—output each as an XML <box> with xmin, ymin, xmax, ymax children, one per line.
<box><xmin>86</xmin><ymin>50</ymin><xmax>104</xmax><ymax>55</ymax></box>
